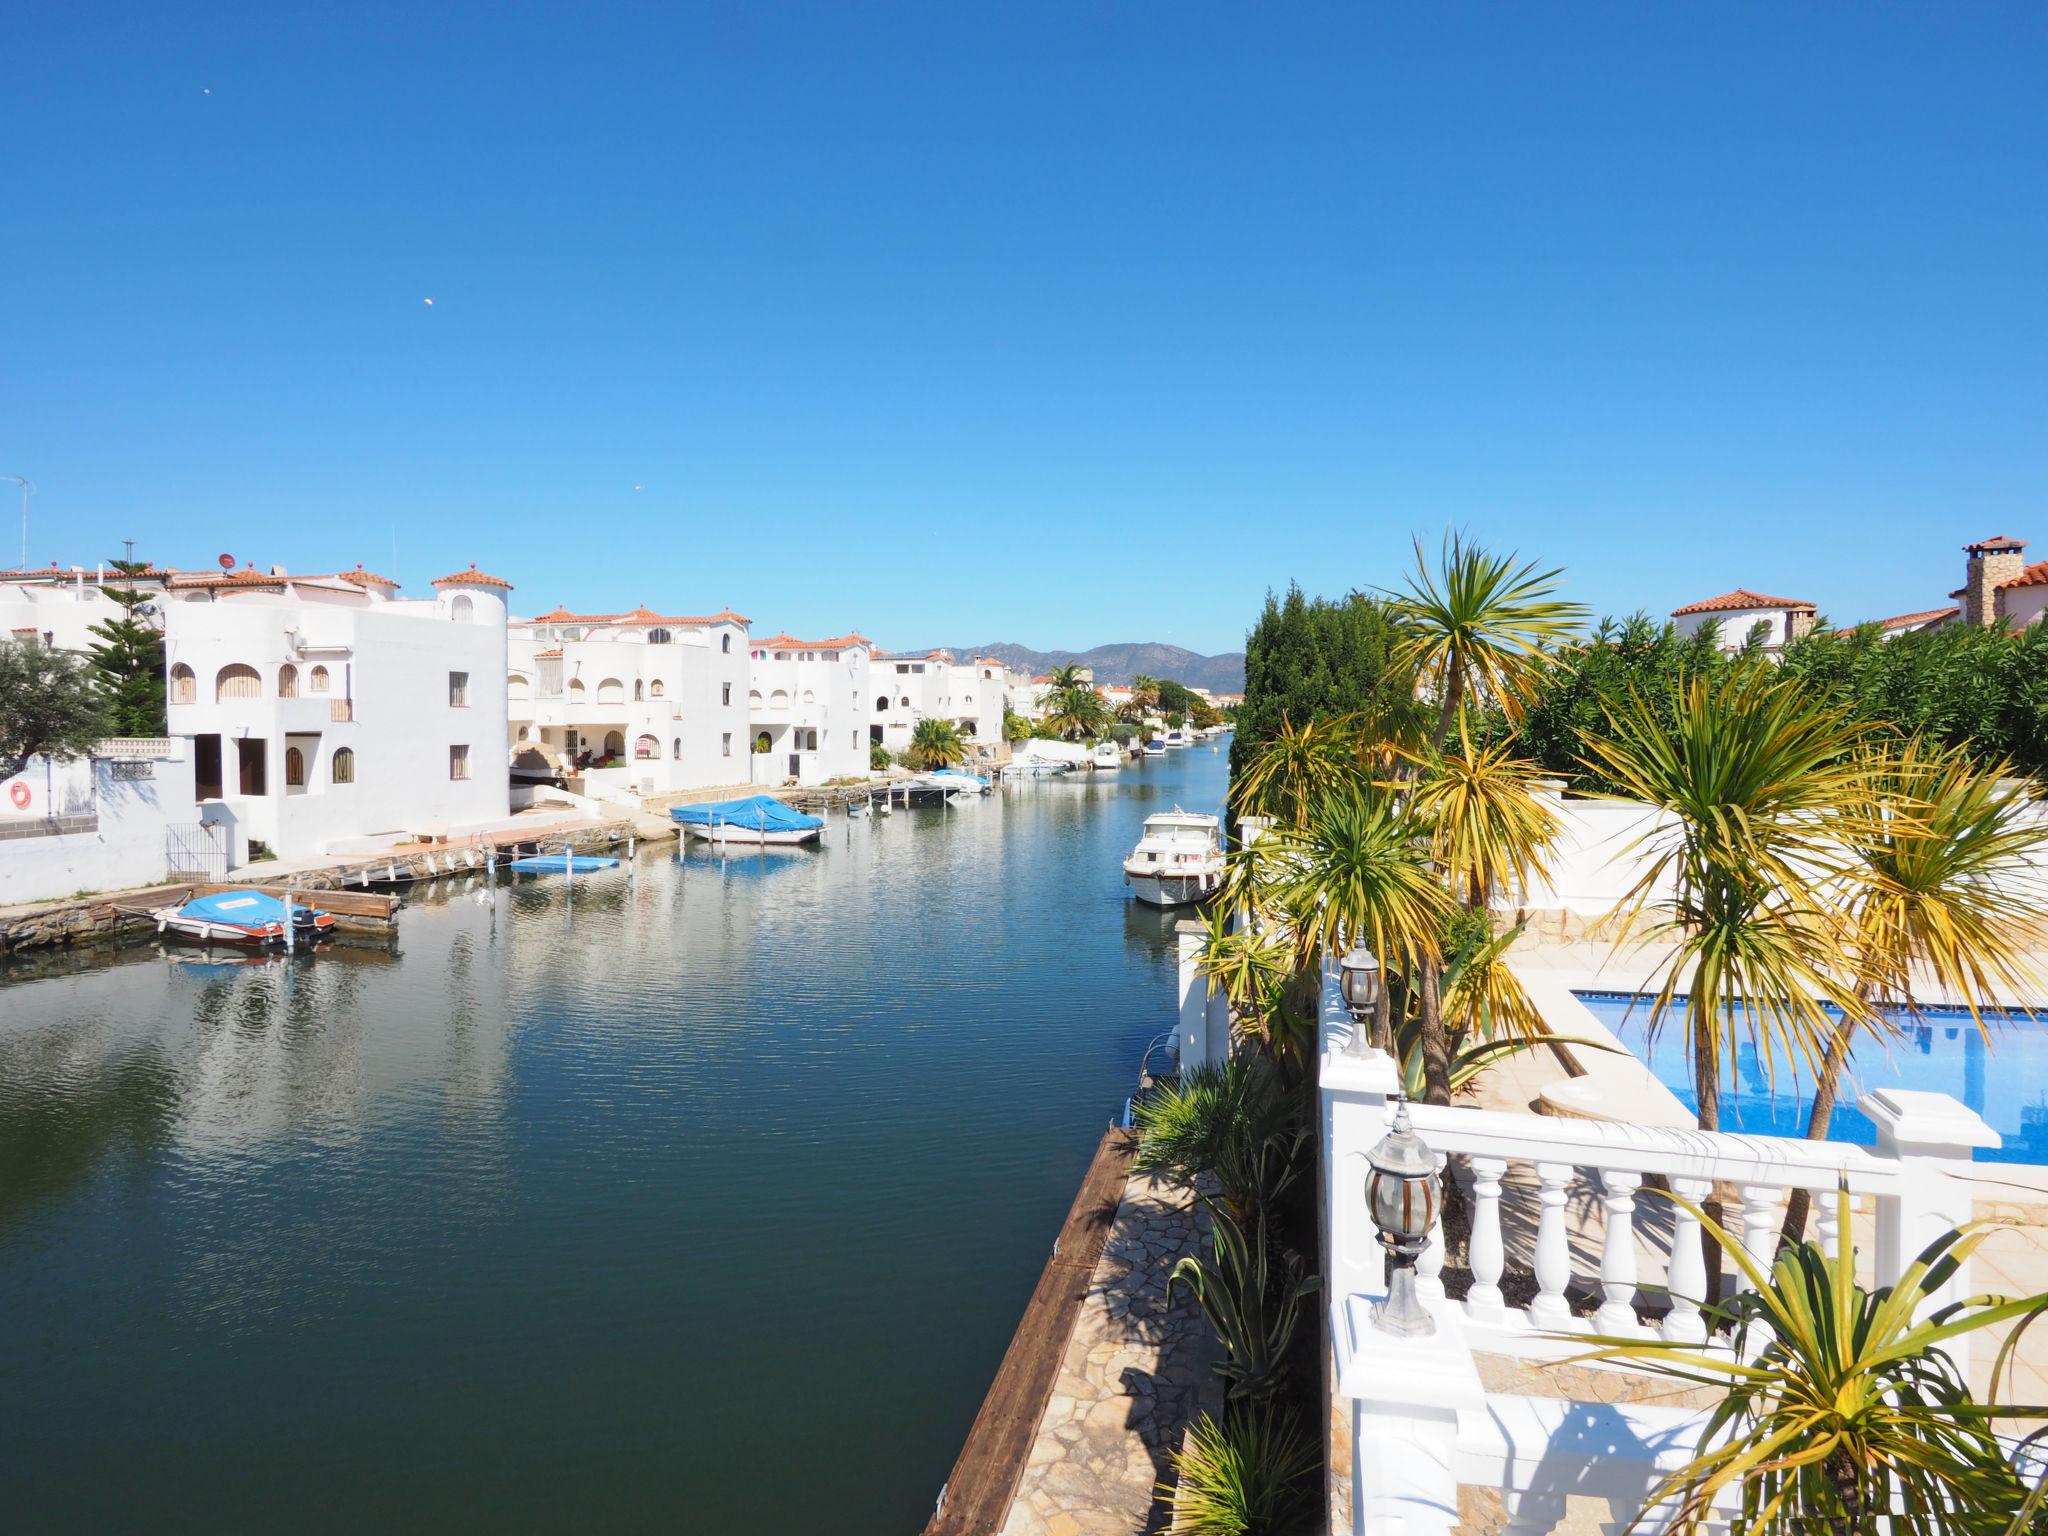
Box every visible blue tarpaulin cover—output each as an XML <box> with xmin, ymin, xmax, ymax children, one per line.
<box><xmin>508</xmin><ymin>854</ymin><xmax>620</xmax><ymax>873</ymax></box>
<box><xmin>669</xmin><ymin>796</ymin><xmax>824</xmax><ymax>832</ymax></box>
<box><xmin>171</xmin><ymin>892</ymin><xmax>321</xmax><ymax>926</ymax></box>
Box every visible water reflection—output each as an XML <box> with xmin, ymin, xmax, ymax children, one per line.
<box><xmin>0</xmin><ymin>747</ymin><xmax>1228</xmax><ymax>1533</ymax></box>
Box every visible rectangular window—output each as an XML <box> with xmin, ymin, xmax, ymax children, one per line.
<box><xmin>448</xmin><ymin>671</ymin><xmax>469</xmax><ymax>707</ymax></box>
<box><xmin>236</xmin><ymin>738</ymin><xmax>267</xmax><ymax>796</ymax></box>
<box><xmin>722</xmin><ymin>683</ymin><xmax>732</xmax><ymax>706</ymax></box>
<box><xmin>449</xmin><ymin>744</ymin><xmax>470</xmax><ymax>780</ymax></box>
<box><xmin>722</xmin><ymin>732</ymin><xmax>732</xmax><ymax>757</ymax></box>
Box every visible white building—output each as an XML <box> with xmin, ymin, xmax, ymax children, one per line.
<box><xmin>744</xmin><ymin>632</ymin><xmax>874</xmax><ymax>785</ymax></box>
<box><xmin>506</xmin><ymin>604</ymin><xmax>753</xmax><ymax>800</ymax></box>
<box><xmin>0</xmin><ymin>740</ymin><xmax>201</xmax><ymax>905</ymax></box>
<box><xmin>869</xmin><ymin>651</ymin><xmax>1011</xmax><ymax>759</ymax></box>
<box><xmin>1668</xmin><ymin>587</ymin><xmax>1817</xmax><ymax>654</ymax></box>
<box><xmin>163</xmin><ymin>562</ymin><xmax>513</xmax><ymax>857</ymax></box>
<box><xmin>0</xmin><ymin>562</ymin><xmax>174</xmax><ymax>655</ymax></box>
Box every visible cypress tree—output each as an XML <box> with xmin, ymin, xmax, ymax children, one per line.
<box><xmin>86</xmin><ymin>559</ymin><xmax>167</xmax><ymax>737</ymax></box>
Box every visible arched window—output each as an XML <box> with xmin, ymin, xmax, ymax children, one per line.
<box><xmin>596</xmin><ymin>677</ymin><xmax>625</xmax><ymax>704</ymax></box>
<box><xmin>748</xmin><ymin>689</ymin><xmax>764</xmax><ymax>708</ymax></box>
<box><xmin>635</xmin><ymin>733</ymin><xmax>659</xmax><ymax>759</ymax></box>
<box><xmin>309</xmin><ymin>665</ymin><xmax>330</xmax><ymax>693</ymax></box>
<box><xmin>603</xmin><ymin>730</ymin><xmax>625</xmax><ymax>757</ymax></box>
<box><xmin>569</xmin><ymin>678</ymin><xmax>586</xmax><ymax>700</ymax></box>
<box><xmin>962</xmin><ymin>693</ymin><xmax>974</xmax><ymax>706</ymax></box>
<box><xmin>284</xmin><ymin>746</ymin><xmax>305</xmax><ymax>786</ymax></box>
<box><xmin>633</xmin><ymin>679</ymin><xmax>644</xmax><ymax>702</ymax></box>
<box><xmin>875</xmin><ymin>695</ymin><xmax>889</xmax><ymax>712</ymax></box>
<box><xmin>801</xmin><ymin>689</ymin><xmax>816</xmax><ymax>705</ymax></box>
<box><xmin>721</xmin><ymin>633</ymin><xmax>732</xmax><ymax>654</ymax></box>
<box><xmin>277</xmin><ymin>663</ymin><xmax>298</xmax><ymax>697</ymax></box>
<box><xmin>508</xmin><ymin>673</ymin><xmax>530</xmax><ymax>701</ymax></box>
<box><xmin>170</xmin><ymin>663</ymin><xmax>196</xmax><ymax>704</ymax></box>
<box><xmin>332</xmin><ymin>747</ymin><xmax>355</xmax><ymax>784</ymax></box>
<box><xmin>517</xmin><ymin>725</ymin><xmax>529</xmax><ymax>741</ymax></box>
<box><xmin>648</xmin><ymin>628</ymin><xmax>672</xmax><ymax>645</ymax></box>
<box><xmin>450</xmin><ymin>594</ymin><xmax>475</xmax><ymax>622</ymax></box>
<box><xmin>753</xmin><ymin>731</ymin><xmax>771</xmax><ymax>752</ymax></box>
<box><xmin>672</xmin><ymin>736</ymin><xmax>683</xmax><ymax>759</ymax></box>
<box><xmin>216</xmin><ymin>663</ymin><xmax>260</xmax><ymax>701</ymax></box>
<box><xmin>770</xmin><ymin>689</ymin><xmax>789</xmax><ymax>710</ymax></box>
<box><xmin>899</xmin><ymin>696</ymin><xmax>911</xmax><ymax>709</ymax></box>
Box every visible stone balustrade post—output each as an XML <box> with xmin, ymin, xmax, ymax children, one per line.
<box><xmin>1595</xmin><ymin>1167</ymin><xmax>1643</xmax><ymax>1335</ymax></box>
<box><xmin>1174</xmin><ymin>921</ymin><xmax>1218</xmax><ymax>1071</ymax></box>
<box><xmin>1865</xmin><ymin>1089</ymin><xmax>1999</xmax><ymax>1312</ymax></box>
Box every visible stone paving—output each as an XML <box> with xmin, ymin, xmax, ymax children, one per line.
<box><xmin>999</xmin><ymin>1168</ymin><xmax>1221</xmax><ymax>1536</ymax></box>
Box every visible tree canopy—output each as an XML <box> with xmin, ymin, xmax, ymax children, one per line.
<box><xmin>0</xmin><ymin>643</ymin><xmax>113</xmax><ymax>782</ymax></box>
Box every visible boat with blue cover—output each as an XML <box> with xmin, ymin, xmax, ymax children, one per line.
<box><xmin>670</xmin><ymin>795</ymin><xmax>825</xmax><ymax>846</ymax></box>
<box><xmin>153</xmin><ymin>890</ymin><xmax>338</xmax><ymax>947</ymax></box>
<box><xmin>507</xmin><ymin>853</ymin><xmax>621</xmax><ymax>875</ymax></box>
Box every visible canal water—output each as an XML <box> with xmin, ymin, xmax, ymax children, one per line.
<box><xmin>0</xmin><ymin>743</ymin><xmax>1228</xmax><ymax>1532</ymax></box>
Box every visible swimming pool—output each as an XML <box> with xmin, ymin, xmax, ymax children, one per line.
<box><xmin>1573</xmin><ymin>991</ymin><xmax>2048</xmax><ymax>1165</ymax></box>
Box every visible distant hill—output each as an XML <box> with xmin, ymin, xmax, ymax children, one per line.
<box><xmin>945</xmin><ymin>642</ymin><xmax>1245</xmax><ymax>693</ymax></box>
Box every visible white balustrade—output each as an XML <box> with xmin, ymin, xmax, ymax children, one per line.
<box><xmin>1464</xmin><ymin>1156</ymin><xmax>1508</xmax><ymax>1326</ymax></box>
<box><xmin>1594</xmin><ymin>1167</ymin><xmax>1643</xmax><ymax>1335</ymax></box>
<box><xmin>1662</xmin><ymin>1177</ymin><xmax>1713</xmax><ymax>1344</ymax></box>
<box><xmin>1529</xmin><ymin>1162</ymin><xmax>1576</xmax><ymax>1330</ymax></box>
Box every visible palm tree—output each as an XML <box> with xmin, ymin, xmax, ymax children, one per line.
<box><xmin>1039</xmin><ymin>662</ymin><xmax>1109</xmax><ymax>740</ymax></box>
<box><xmin>1228</xmin><ymin>713</ymin><xmax>1370</xmax><ymax>831</ymax></box>
<box><xmin>1268</xmin><ymin>781</ymin><xmax>1453</xmax><ymax>1092</ymax></box>
<box><xmin>1384</xmin><ymin>532</ymin><xmax>1588</xmax><ymax>748</ymax></box>
<box><xmin>1781</xmin><ymin>739</ymin><xmax>2048</xmax><ymax>1244</ymax></box>
<box><xmin>907</xmin><ymin>717</ymin><xmax>965</xmax><ymax>769</ymax></box>
<box><xmin>1408</xmin><ymin>722</ymin><xmax>1562</xmax><ymax>911</ymax></box>
<box><xmin>1584</xmin><ymin>669</ymin><xmax>1878</xmax><ymax>1142</ymax></box>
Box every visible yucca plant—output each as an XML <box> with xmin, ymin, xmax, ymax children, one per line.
<box><xmin>1161</xmin><ymin>1404</ymin><xmax>1318</xmax><ymax>1535</ymax></box>
<box><xmin>1784</xmin><ymin>738</ymin><xmax>2048</xmax><ymax>1244</ymax></box>
<box><xmin>1570</xmin><ymin>1185</ymin><xmax>2048</xmax><ymax>1535</ymax></box>
<box><xmin>1190</xmin><ymin>904</ymin><xmax>1312</xmax><ymax>1077</ymax></box>
<box><xmin>1384</xmin><ymin>531</ymin><xmax>1588</xmax><ymax>748</ymax></box>
<box><xmin>1408</xmin><ymin>721</ymin><xmax>1563</xmax><ymax>911</ymax></box>
<box><xmin>1228</xmin><ymin>712</ymin><xmax>1371</xmax><ymax>830</ymax></box>
<box><xmin>1166</xmin><ymin>1206</ymin><xmax>1320</xmax><ymax>1405</ymax></box>
<box><xmin>1131</xmin><ymin>1058</ymin><xmax>1306</xmax><ymax>1230</ymax></box>
<box><xmin>906</xmin><ymin>716</ymin><xmax>966</xmax><ymax>768</ymax></box>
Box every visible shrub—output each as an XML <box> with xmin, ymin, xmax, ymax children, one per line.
<box><xmin>1161</xmin><ymin>1405</ymin><xmax>1317</xmax><ymax>1535</ymax></box>
<box><xmin>1166</xmin><ymin>1210</ymin><xmax>1318</xmax><ymax>1405</ymax></box>
<box><xmin>869</xmin><ymin>740</ymin><xmax>891</xmax><ymax>771</ymax></box>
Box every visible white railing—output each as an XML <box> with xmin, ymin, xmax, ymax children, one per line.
<box><xmin>94</xmin><ymin>736</ymin><xmax>180</xmax><ymax>760</ymax></box>
<box><xmin>1319</xmin><ymin>969</ymin><xmax>2004</xmax><ymax>1536</ymax></box>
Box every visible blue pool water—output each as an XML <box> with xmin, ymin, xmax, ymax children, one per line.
<box><xmin>1573</xmin><ymin>991</ymin><xmax>2048</xmax><ymax>1165</ymax></box>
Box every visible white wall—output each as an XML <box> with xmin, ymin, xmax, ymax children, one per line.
<box><xmin>509</xmin><ymin>618</ymin><xmax>752</xmax><ymax>796</ymax></box>
<box><xmin>1672</xmin><ymin>605</ymin><xmax>1796</xmax><ymax>652</ymax></box>
<box><xmin>166</xmin><ymin>581</ymin><xmax>511</xmax><ymax>855</ymax></box>
<box><xmin>1510</xmin><ymin>795</ymin><xmax>1675</xmax><ymax>916</ymax></box>
<box><xmin>746</xmin><ymin>642</ymin><xmax>873</xmax><ymax>784</ymax></box>
<box><xmin>0</xmin><ymin>747</ymin><xmax>199</xmax><ymax>904</ymax></box>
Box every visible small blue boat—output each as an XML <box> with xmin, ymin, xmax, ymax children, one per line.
<box><xmin>507</xmin><ymin>854</ymin><xmax>620</xmax><ymax>875</ymax></box>
<box><xmin>153</xmin><ymin>890</ymin><xmax>337</xmax><ymax>946</ymax></box>
<box><xmin>670</xmin><ymin>795</ymin><xmax>824</xmax><ymax>846</ymax></box>
<box><xmin>926</xmin><ymin>769</ymin><xmax>990</xmax><ymax>794</ymax></box>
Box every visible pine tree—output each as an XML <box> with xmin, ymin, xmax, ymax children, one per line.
<box><xmin>86</xmin><ymin>559</ymin><xmax>166</xmax><ymax>737</ymax></box>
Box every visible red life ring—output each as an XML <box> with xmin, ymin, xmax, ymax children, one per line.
<box><xmin>8</xmin><ymin>781</ymin><xmax>28</xmax><ymax>809</ymax></box>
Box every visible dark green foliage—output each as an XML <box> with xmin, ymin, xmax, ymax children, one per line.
<box><xmin>1779</xmin><ymin>621</ymin><xmax>2048</xmax><ymax>780</ymax></box>
<box><xmin>869</xmin><ymin>739</ymin><xmax>891</xmax><ymax>771</ymax></box>
<box><xmin>1166</xmin><ymin>1209</ymin><xmax>1319</xmax><ymax>1406</ymax></box>
<box><xmin>1230</xmin><ymin>585</ymin><xmax>1420</xmax><ymax>786</ymax></box>
<box><xmin>1510</xmin><ymin>613</ymin><xmax>1732</xmax><ymax>792</ymax></box>
<box><xmin>85</xmin><ymin>560</ymin><xmax>167</xmax><ymax>738</ymax></box>
<box><xmin>0</xmin><ymin>643</ymin><xmax>114</xmax><ymax>780</ymax></box>
<box><xmin>1155</xmin><ymin>677</ymin><xmax>1199</xmax><ymax>719</ymax></box>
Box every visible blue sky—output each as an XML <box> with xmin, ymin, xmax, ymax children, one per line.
<box><xmin>5</xmin><ymin>3</ymin><xmax>2043</xmax><ymax>655</ymax></box>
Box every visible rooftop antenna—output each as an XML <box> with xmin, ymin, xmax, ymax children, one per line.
<box><xmin>0</xmin><ymin>476</ymin><xmax>31</xmax><ymax>569</ymax></box>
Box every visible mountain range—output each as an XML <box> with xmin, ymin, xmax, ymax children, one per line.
<box><xmin>942</xmin><ymin>642</ymin><xmax>1246</xmax><ymax>693</ymax></box>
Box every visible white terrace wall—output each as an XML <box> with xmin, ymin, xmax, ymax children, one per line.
<box><xmin>0</xmin><ymin>745</ymin><xmax>199</xmax><ymax>904</ymax></box>
<box><xmin>1507</xmin><ymin>793</ymin><xmax>1672</xmax><ymax>918</ymax></box>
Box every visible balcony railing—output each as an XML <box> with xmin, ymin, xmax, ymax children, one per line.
<box><xmin>93</xmin><ymin>737</ymin><xmax>179</xmax><ymax>759</ymax></box>
<box><xmin>331</xmin><ymin>700</ymin><xmax>354</xmax><ymax>722</ymax></box>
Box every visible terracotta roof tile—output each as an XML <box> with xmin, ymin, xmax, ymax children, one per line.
<box><xmin>1998</xmin><ymin>560</ymin><xmax>2048</xmax><ymax>591</ymax></box>
<box><xmin>430</xmin><ymin>563</ymin><xmax>514</xmax><ymax>590</ymax></box>
<box><xmin>754</xmin><ymin>632</ymin><xmax>871</xmax><ymax>650</ymax></box>
<box><xmin>533</xmin><ymin>647</ymin><xmax>564</xmax><ymax>659</ymax></box>
<box><xmin>336</xmin><ymin>564</ymin><xmax>399</xmax><ymax>588</ymax></box>
<box><xmin>1965</xmin><ymin>535</ymin><xmax>2029</xmax><ymax>553</ymax></box>
<box><xmin>1671</xmin><ymin>588</ymin><xmax>1817</xmax><ymax>617</ymax></box>
<box><xmin>1868</xmin><ymin>606</ymin><xmax>1958</xmax><ymax>630</ymax></box>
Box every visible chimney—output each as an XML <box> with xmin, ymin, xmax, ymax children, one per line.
<box><xmin>1963</xmin><ymin>537</ymin><xmax>2028</xmax><ymax>627</ymax></box>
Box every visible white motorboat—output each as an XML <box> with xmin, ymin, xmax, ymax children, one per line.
<box><xmin>1141</xmin><ymin>737</ymin><xmax>1167</xmax><ymax>757</ymax></box>
<box><xmin>1122</xmin><ymin>810</ymin><xmax>1225</xmax><ymax>908</ymax></box>
<box><xmin>1090</xmin><ymin>743</ymin><xmax>1122</xmax><ymax>771</ymax></box>
<box><xmin>1005</xmin><ymin>758</ymin><xmax>1070</xmax><ymax>778</ymax></box>
<box><xmin>1163</xmin><ymin>727</ymin><xmax>1191</xmax><ymax>748</ymax></box>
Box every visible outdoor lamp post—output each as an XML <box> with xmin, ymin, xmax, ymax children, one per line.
<box><xmin>1366</xmin><ymin>1095</ymin><xmax>1440</xmax><ymax>1338</ymax></box>
<box><xmin>1338</xmin><ymin>943</ymin><xmax>1381</xmax><ymax>1055</ymax></box>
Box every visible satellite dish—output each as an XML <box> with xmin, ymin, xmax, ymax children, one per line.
<box><xmin>218</xmin><ymin>553</ymin><xmax>235</xmax><ymax>570</ymax></box>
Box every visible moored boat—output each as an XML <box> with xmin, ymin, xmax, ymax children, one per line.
<box><xmin>1121</xmin><ymin>810</ymin><xmax>1225</xmax><ymax>908</ymax></box>
<box><xmin>1091</xmin><ymin>742</ymin><xmax>1122</xmax><ymax>771</ymax></box>
<box><xmin>671</xmin><ymin>795</ymin><xmax>826</xmax><ymax>846</ymax></box>
<box><xmin>1141</xmin><ymin>737</ymin><xmax>1167</xmax><ymax>756</ymax></box>
<box><xmin>507</xmin><ymin>853</ymin><xmax>621</xmax><ymax>875</ymax></box>
<box><xmin>153</xmin><ymin>890</ymin><xmax>338</xmax><ymax>947</ymax></box>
